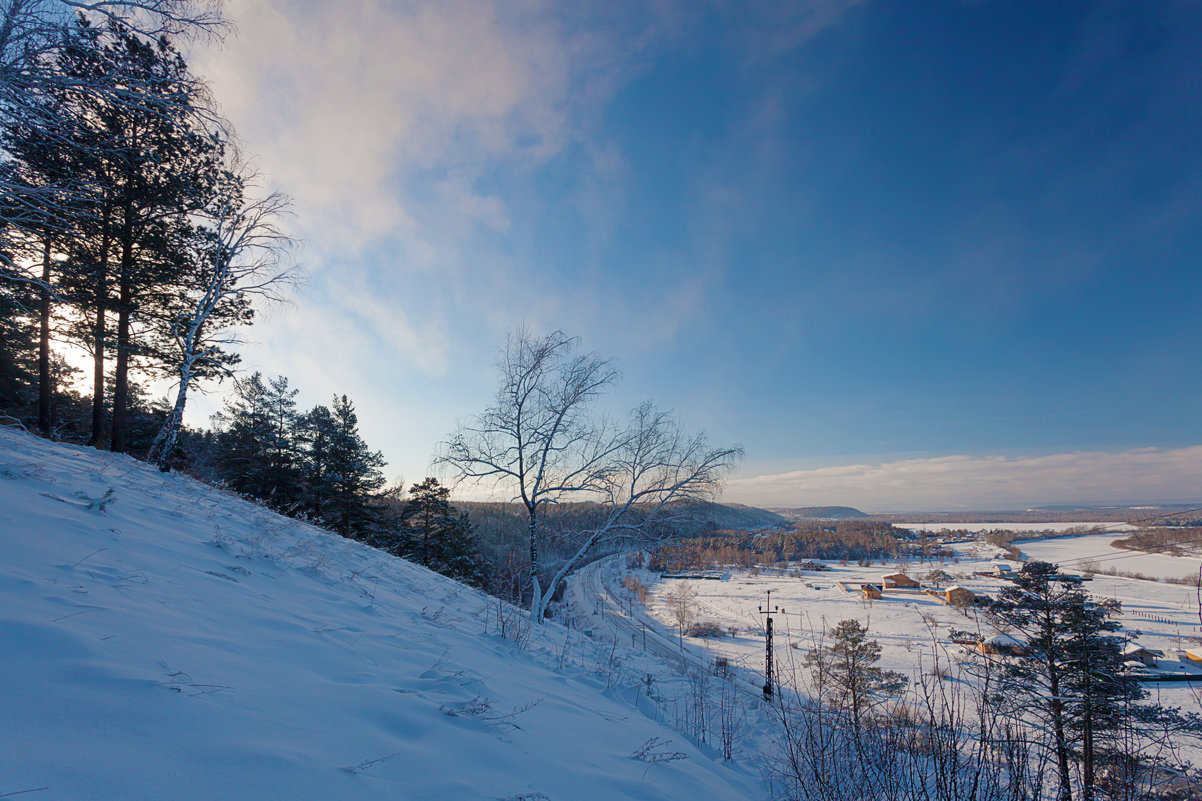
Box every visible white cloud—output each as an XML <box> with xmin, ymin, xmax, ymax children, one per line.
<box><xmin>725</xmin><ymin>446</ymin><xmax>1202</xmax><ymax>512</ymax></box>
<box><xmin>188</xmin><ymin>0</ymin><xmax>676</xmax><ymax>383</ymax></box>
<box><xmin>194</xmin><ymin>0</ymin><xmax>573</xmax><ymax>248</ymax></box>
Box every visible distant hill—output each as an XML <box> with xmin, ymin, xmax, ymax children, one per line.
<box><xmin>767</xmin><ymin>505</ymin><xmax>868</xmax><ymax>520</ymax></box>
<box><xmin>699</xmin><ymin>502</ymin><xmax>790</xmax><ymax>530</ymax></box>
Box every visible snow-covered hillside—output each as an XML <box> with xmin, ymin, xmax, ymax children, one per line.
<box><xmin>0</xmin><ymin>428</ymin><xmax>765</xmax><ymax>800</ymax></box>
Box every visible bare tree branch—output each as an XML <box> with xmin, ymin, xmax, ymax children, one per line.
<box><xmin>437</xmin><ymin>329</ymin><xmax>741</xmax><ymax>621</ymax></box>
<box><xmin>147</xmin><ymin>153</ymin><xmax>299</xmax><ymax>469</ymax></box>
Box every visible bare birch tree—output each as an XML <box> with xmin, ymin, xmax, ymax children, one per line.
<box><xmin>437</xmin><ymin>329</ymin><xmax>742</xmax><ymax>621</ymax></box>
<box><xmin>146</xmin><ymin>160</ymin><xmax>296</xmax><ymax>469</ymax></box>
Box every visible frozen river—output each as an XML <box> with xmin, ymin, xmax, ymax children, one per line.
<box><xmin>898</xmin><ymin>521</ymin><xmax>1136</xmax><ymax>533</ymax></box>
<box><xmin>1019</xmin><ymin>531</ymin><xmax>1201</xmax><ymax>582</ymax></box>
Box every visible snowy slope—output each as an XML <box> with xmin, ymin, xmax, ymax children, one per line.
<box><xmin>0</xmin><ymin>428</ymin><xmax>765</xmax><ymax>800</ymax></box>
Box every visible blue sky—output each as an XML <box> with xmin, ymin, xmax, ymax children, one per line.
<box><xmin>186</xmin><ymin>0</ymin><xmax>1202</xmax><ymax>511</ymax></box>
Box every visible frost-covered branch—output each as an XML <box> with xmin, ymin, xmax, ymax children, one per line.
<box><xmin>147</xmin><ymin>157</ymin><xmax>298</xmax><ymax>469</ymax></box>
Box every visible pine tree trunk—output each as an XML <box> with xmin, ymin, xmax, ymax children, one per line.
<box><xmin>88</xmin><ymin>210</ymin><xmax>112</xmax><ymax>447</ymax></box>
<box><xmin>37</xmin><ymin>237</ymin><xmax>52</xmax><ymax>435</ymax></box>
<box><xmin>110</xmin><ymin>201</ymin><xmax>135</xmax><ymax>453</ymax></box>
<box><xmin>1048</xmin><ymin>656</ymin><xmax>1074</xmax><ymax>801</ymax></box>
<box><xmin>422</xmin><ymin>504</ymin><xmax>432</xmax><ymax>568</ymax></box>
<box><xmin>88</xmin><ymin>290</ymin><xmax>106</xmax><ymax>445</ymax></box>
<box><xmin>1082</xmin><ymin>656</ymin><xmax>1095</xmax><ymax>801</ymax></box>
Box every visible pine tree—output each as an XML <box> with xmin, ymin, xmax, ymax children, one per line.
<box><xmin>391</xmin><ymin>478</ymin><xmax>487</xmax><ymax>587</ymax></box>
<box><xmin>297</xmin><ymin>403</ymin><xmax>336</xmax><ymax>524</ymax></box>
<box><xmin>0</xmin><ymin>279</ymin><xmax>37</xmax><ymax>416</ymax></box>
<box><xmin>804</xmin><ymin>618</ymin><xmax>907</xmax><ymax>732</ymax></box>
<box><xmin>259</xmin><ymin>375</ymin><xmax>301</xmax><ymax>508</ymax></box>
<box><xmin>987</xmin><ymin>561</ymin><xmax>1147</xmax><ymax>801</ymax></box>
<box><xmin>213</xmin><ymin>372</ymin><xmax>270</xmax><ymax>498</ymax></box>
<box><xmin>212</xmin><ymin>373</ymin><xmax>304</xmax><ymax>510</ymax></box>
<box><xmin>70</xmin><ymin>22</ymin><xmax>221</xmax><ymax>453</ymax></box>
<box><xmin>325</xmin><ymin>394</ymin><xmax>385</xmax><ymax>539</ymax></box>
<box><xmin>0</xmin><ymin>48</ymin><xmax>82</xmax><ymax>435</ymax></box>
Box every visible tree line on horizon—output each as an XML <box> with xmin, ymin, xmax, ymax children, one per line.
<box><xmin>650</xmin><ymin>520</ymin><xmax>915</xmax><ymax>571</ymax></box>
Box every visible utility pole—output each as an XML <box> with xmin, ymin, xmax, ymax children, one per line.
<box><xmin>758</xmin><ymin>589</ymin><xmax>783</xmax><ymax>701</ymax></box>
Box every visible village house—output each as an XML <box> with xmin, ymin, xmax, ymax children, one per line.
<box><xmin>944</xmin><ymin>586</ymin><xmax>974</xmax><ymax>606</ymax></box>
<box><xmin>861</xmin><ymin>584</ymin><xmax>883</xmax><ymax>600</ymax></box>
<box><xmin>1122</xmin><ymin>642</ymin><xmax>1158</xmax><ymax>668</ymax></box>
<box><xmin>881</xmin><ymin>573</ymin><xmax>921</xmax><ymax>589</ymax></box>
<box><xmin>978</xmin><ymin>633</ymin><xmax>1027</xmax><ymax>657</ymax></box>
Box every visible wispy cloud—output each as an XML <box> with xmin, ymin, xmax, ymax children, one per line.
<box><xmin>725</xmin><ymin>447</ymin><xmax>1202</xmax><ymax>512</ymax></box>
<box><xmin>195</xmin><ymin>0</ymin><xmax>575</xmax><ymax>249</ymax></box>
<box><xmin>191</xmin><ymin>1</ymin><xmax>693</xmax><ymax>378</ymax></box>
<box><xmin>721</xmin><ymin>0</ymin><xmax>868</xmax><ymax>62</ymax></box>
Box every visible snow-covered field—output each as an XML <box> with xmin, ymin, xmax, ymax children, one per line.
<box><xmin>629</xmin><ymin>536</ymin><xmax>1202</xmax><ymax>710</ymax></box>
<box><xmin>640</xmin><ymin>560</ymin><xmax>1015</xmax><ymax>686</ymax></box>
<box><xmin>0</xmin><ymin>428</ymin><xmax>767</xmax><ymax>800</ymax></box>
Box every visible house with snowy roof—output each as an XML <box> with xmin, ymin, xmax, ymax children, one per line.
<box><xmin>978</xmin><ymin>633</ymin><xmax>1027</xmax><ymax>657</ymax></box>
<box><xmin>1122</xmin><ymin>642</ymin><xmax>1158</xmax><ymax>668</ymax></box>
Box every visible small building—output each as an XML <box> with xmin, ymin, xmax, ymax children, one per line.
<box><xmin>882</xmin><ymin>573</ymin><xmax>921</xmax><ymax>589</ymax></box>
<box><xmin>1122</xmin><ymin>643</ymin><xmax>1158</xmax><ymax>668</ymax></box>
<box><xmin>861</xmin><ymin>584</ymin><xmax>883</xmax><ymax>600</ymax></box>
<box><xmin>978</xmin><ymin>633</ymin><xmax>1026</xmax><ymax>657</ymax></box>
<box><xmin>993</xmin><ymin>564</ymin><xmax>1013</xmax><ymax>576</ymax></box>
<box><xmin>945</xmin><ymin>586</ymin><xmax>975</xmax><ymax>606</ymax></box>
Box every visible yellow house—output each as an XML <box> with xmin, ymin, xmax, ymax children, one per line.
<box><xmin>882</xmin><ymin>573</ymin><xmax>921</xmax><ymax>589</ymax></box>
<box><xmin>945</xmin><ymin>586</ymin><xmax>974</xmax><ymax>606</ymax></box>
<box><xmin>978</xmin><ymin>634</ymin><xmax>1026</xmax><ymax>656</ymax></box>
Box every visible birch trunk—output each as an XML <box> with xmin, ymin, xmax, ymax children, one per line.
<box><xmin>147</xmin><ymin>358</ymin><xmax>191</xmax><ymax>470</ymax></box>
<box><xmin>528</xmin><ymin>503</ymin><xmax>542</xmax><ymax>621</ymax></box>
